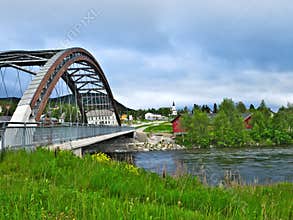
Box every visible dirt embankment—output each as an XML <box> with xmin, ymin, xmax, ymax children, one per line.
<box><xmin>97</xmin><ymin>122</ymin><xmax>185</xmax><ymax>153</ymax></box>
<box><xmin>130</xmin><ymin>131</ymin><xmax>184</xmax><ymax>151</ymax></box>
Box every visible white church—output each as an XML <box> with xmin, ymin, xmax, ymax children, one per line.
<box><xmin>171</xmin><ymin>101</ymin><xmax>177</xmax><ymax>116</ymax></box>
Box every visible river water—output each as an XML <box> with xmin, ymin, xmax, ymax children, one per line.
<box><xmin>131</xmin><ymin>146</ymin><xmax>293</xmax><ymax>185</ymax></box>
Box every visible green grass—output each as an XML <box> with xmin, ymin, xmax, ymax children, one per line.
<box><xmin>144</xmin><ymin>122</ymin><xmax>173</xmax><ymax>133</ymax></box>
<box><xmin>0</xmin><ymin>149</ymin><xmax>292</xmax><ymax>219</ymax></box>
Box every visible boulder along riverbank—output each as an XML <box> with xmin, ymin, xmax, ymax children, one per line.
<box><xmin>88</xmin><ymin>131</ymin><xmax>185</xmax><ymax>153</ymax></box>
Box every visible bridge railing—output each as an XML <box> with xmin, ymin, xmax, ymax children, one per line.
<box><xmin>0</xmin><ymin>122</ymin><xmax>134</xmax><ymax>150</ymax></box>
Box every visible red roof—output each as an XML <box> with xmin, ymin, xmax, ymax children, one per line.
<box><xmin>171</xmin><ymin>115</ymin><xmax>181</xmax><ymax>123</ymax></box>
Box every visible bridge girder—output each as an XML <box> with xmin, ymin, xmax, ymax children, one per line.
<box><xmin>0</xmin><ymin>48</ymin><xmax>121</xmax><ymax>126</ymax></box>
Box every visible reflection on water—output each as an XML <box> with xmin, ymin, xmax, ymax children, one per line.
<box><xmin>132</xmin><ymin>146</ymin><xmax>293</xmax><ymax>185</ymax></box>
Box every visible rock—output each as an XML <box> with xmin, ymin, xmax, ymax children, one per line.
<box><xmin>135</xmin><ymin>132</ymin><xmax>148</xmax><ymax>142</ymax></box>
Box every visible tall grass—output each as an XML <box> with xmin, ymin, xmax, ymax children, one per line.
<box><xmin>0</xmin><ymin>149</ymin><xmax>292</xmax><ymax>219</ymax></box>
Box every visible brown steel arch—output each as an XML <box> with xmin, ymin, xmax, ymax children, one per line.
<box><xmin>0</xmin><ymin>48</ymin><xmax>121</xmax><ymax>125</ymax></box>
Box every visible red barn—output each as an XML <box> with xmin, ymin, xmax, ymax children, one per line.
<box><xmin>243</xmin><ymin>114</ymin><xmax>252</xmax><ymax>129</ymax></box>
<box><xmin>171</xmin><ymin>115</ymin><xmax>186</xmax><ymax>135</ymax></box>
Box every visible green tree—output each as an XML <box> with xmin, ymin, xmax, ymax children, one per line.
<box><xmin>257</xmin><ymin>100</ymin><xmax>272</xmax><ymax>118</ymax></box>
<box><xmin>181</xmin><ymin>110</ymin><xmax>211</xmax><ymax>147</ymax></box>
<box><xmin>178</xmin><ymin>106</ymin><xmax>189</xmax><ymax>114</ymax></box>
<box><xmin>193</xmin><ymin>104</ymin><xmax>201</xmax><ymax>112</ymax></box>
<box><xmin>212</xmin><ymin>99</ymin><xmax>248</xmax><ymax>147</ymax></box>
<box><xmin>201</xmin><ymin>105</ymin><xmax>211</xmax><ymax>113</ymax></box>
<box><xmin>249</xmin><ymin>104</ymin><xmax>255</xmax><ymax>111</ymax></box>
<box><xmin>271</xmin><ymin>105</ymin><xmax>293</xmax><ymax>144</ymax></box>
<box><xmin>258</xmin><ymin>100</ymin><xmax>267</xmax><ymax>111</ymax></box>
<box><xmin>157</xmin><ymin>107</ymin><xmax>171</xmax><ymax>117</ymax></box>
<box><xmin>236</xmin><ymin>101</ymin><xmax>247</xmax><ymax>113</ymax></box>
<box><xmin>0</xmin><ymin>100</ymin><xmax>17</xmax><ymax>116</ymax></box>
<box><xmin>213</xmin><ymin>103</ymin><xmax>218</xmax><ymax>113</ymax></box>
<box><xmin>250</xmin><ymin>109</ymin><xmax>273</xmax><ymax>145</ymax></box>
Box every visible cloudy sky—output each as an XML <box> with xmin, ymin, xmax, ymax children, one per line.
<box><xmin>0</xmin><ymin>0</ymin><xmax>292</xmax><ymax>110</ymax></box>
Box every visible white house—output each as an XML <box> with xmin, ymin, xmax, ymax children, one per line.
<box><xmin>144</xmin><ymin>112</ymin><xmax>163</xmax><ymax>121</ymax></box>
<box><xmin>86</xmin><ymin>109</ymin><xmax>118</xmax><ymax>125</ymax></box>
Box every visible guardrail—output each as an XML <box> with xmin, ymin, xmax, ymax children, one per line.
<box><xmin>0</xmin><ymin>121</ymin><xmax>133</xmax><ymax>150</ymax></box>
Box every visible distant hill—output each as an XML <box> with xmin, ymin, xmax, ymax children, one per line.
<box><xmin>0</xmin><ymin>95</ymin><xmax>133</xmax><ymax>115</ymax></box>
<box><xmin>49</xmin><ymin>94</ymin><xmax>133</xmax><ymax>114</ymax></box>
<box><xmin>115</xmin><ymin>100</ymin><xmax>134</xmax><ymax>114</ymax></box>
<box><xmin>0</xmin><ymin>97</ymin><xmax>20</xmax><ymax>102</ymax></box>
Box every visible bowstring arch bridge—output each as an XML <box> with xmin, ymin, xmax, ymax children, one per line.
<box><xmin>0</xmin><ymin>48</ymin><xmax>133</xmax><ymax>151</ymax></box>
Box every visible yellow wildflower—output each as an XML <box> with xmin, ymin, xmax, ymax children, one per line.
<box><xmin>125</xmin><ymin>164</ymin><xmax>139</xmax><ymax>175</ymax></box>
<box><xmin>92</xmin><ymin>152</ymin><xmax>111</xmax><ymax>163</ymax></box>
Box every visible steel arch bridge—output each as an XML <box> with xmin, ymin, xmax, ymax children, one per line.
<box><xmin>0</xmin><ymin>47</ymin><xmax>121</xmax><ymax>126</ymax></box>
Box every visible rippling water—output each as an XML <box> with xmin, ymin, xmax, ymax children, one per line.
<box><xmin>132</xmin><ymin>146</ymin><xmax>293</xmax><ymax>185</ymax></box>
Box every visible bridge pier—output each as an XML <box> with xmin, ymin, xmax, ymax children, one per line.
<box><xmin>72</xmin><ymin>148</ymin><xmax>83</xmax><ymax>157</ymax></box>
<box><xmin>9</xmin><ymin>105</ymin><xmax>33</xmax><ymax>125</ymax></box>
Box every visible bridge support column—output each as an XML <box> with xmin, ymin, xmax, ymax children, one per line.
<box><xmin>10</xmin><ymin>105</ymin><xmax>33</xmax><ymax>125</ymax></box>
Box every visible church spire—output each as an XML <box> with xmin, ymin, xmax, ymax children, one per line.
<box><xmin>171</xmin><ymin>101</ymin><xmax>177</xmax><ymax>116</ymax></box>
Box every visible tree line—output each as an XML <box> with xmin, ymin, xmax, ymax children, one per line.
<box><xmin>178</xmin><ymin>99</ymin><xmax>293</xmax><ymax>147</ymax></box>
<box><xmin>125</xmin><ymin>107</ymin><xmax>172</xmax><ymax>120</ymax></box>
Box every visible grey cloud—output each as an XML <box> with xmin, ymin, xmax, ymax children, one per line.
<box><xmin>0</xmin><ymin>0</ymin><xmax>292</xmax><ymax>109</ymax></box>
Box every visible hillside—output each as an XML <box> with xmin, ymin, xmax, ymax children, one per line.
<box><xmin>0</xmin><ymin>95</ymin><xmax>133</xmax><ymax>115</ymax></box>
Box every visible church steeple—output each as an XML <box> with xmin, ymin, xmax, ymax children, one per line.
<box><xmin>171</xmin><ymin>101</ymin><xmax>177</xmax><ymax>116</ymax></box>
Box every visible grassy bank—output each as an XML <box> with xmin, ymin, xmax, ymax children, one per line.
<box><xmin>0</xmin><ymin>149</ymin><xmax>292</xmax><ymax>219</ymax></box>
<box><xmin>143</xmin><ymin>122</ymin><xmax>173</xmax><ymax>133</ymax></box>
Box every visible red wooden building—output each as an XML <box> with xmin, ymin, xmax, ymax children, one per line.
<box><xmin>243</xmin><ymin>114</ymin><xmax>252</xmax><ymax>129</ymax></box>
<box><xmin>171</xmin><ymin>115</ymin><xmax>186</xmax><ymax>135</ymax></box>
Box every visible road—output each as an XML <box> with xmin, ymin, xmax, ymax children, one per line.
<box><xmin>134</xmin><ymin>121</ymin><xmax>166</xmax><ymax>132</ymax></box>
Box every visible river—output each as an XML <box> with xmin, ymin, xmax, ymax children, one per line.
<box><xmin>130</xmin><ymin>146</ymin><xmax>293</xmax><ymax>185</ymax></box>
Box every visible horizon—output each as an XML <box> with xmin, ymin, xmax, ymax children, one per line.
<box><xmin>0</xmin><ymin>95</ymin><xmax>289</xmax><ymax>112</ymax></box>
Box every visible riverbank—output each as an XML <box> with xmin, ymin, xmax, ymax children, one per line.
<box><xmin>84</xmin><ymin>132</ymin><xmax>184</xmax><ymax>153</ymax></box>
<box><xmin>94</xmin><ymin>130</ymin><xmax>291</xmax><ymax>153</ymax></box>
<box><xmin>131</xmin><ymin>132</ymin><xmax>185</xmax><ymax>151</ymax></box>
<box><xmin>128</xmin><ymin>121</ymin><xmax>185</xmax><ymax>152</ymax></box>
<box><xmin>0</xmin><ymin>149</ymin><xmax>292</xmax><ymax>219</ymax></box>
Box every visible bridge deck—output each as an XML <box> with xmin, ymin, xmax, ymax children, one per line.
<box><xmin>48</xmin><ymin>129</ymin><xmax>135</xmax><ymax>157</ymax></box>
<box><xmin>0</xmin><ymin>123</ymin><xmax>134</xmax><ymax>154</ymax></box>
